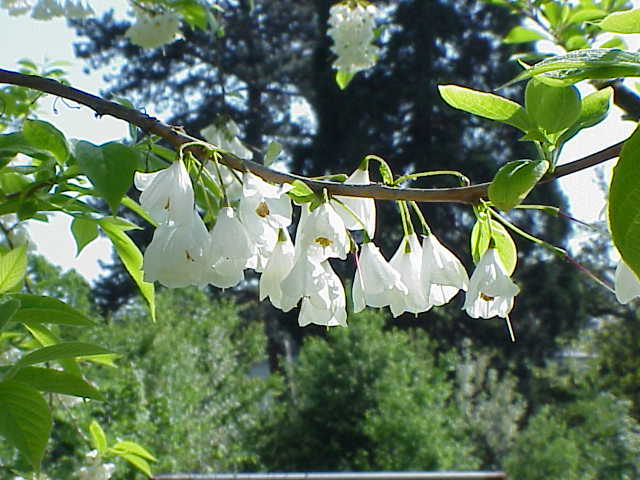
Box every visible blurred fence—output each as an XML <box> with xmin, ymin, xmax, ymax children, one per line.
<box><xmin>153</xmin><ymin>472</ymin><xmax>507</xmax><ymax>480</ymax></box>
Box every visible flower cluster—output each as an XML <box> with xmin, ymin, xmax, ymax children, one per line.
<box><xmin>125</xmin><ymin>5</ymin><xmax>181</xmax><ymax>49</ymax></box>
<box><xmin>77</xmin><ymin>450</ymin><xmax>115</xmax><ymax>480</ymax></box>
<box><xmin>1</xmin><ymin>0</ymin><xmax>92</xmax><ymax>18</ymax></box>
<box><xmin>327</xmin><ymin>1</ymin><xmax>380</xmax><ymax>76</ymax></box>
<box><xmin>138</xmin><ymin>158</ymin><xmax>522</xmax><ymax>328</ymax></box>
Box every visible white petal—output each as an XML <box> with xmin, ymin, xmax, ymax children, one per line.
<box><xmin>260</xmin><ymin>230</ymin><xmax>296</xmax><ymax>309</ymax></box>
<box><xmin>389</xmin><ymin>234</ymin><xmax>430</xmax><ymax>316</ymax></box>
<box><xmin>137</xmin><ymin>160</ymin><xmax>194</xmax><ymax>224</ymax></box>
<box><xmin>615</xmin><ymin>260</ymin><xmax>640</xmax><ymax>304</ymax></box>
<box><xmin>334</xmin><ymin>168</ymin><xmax>376</xmax><ymax>237</ymax></box>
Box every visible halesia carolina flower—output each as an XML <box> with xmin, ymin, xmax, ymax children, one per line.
<box><xmin>614</xmin><ymin>259</ymin><xmax>640</xmax><ymax>304</ymax></box>
<box><xmin>298</xmin><ymin>261</ymin><xmax>347</xmax><ymax>328</ymax></box>
<box><xmin>421</xmin><ymin>234</ymin><xmax>469</xmax><ymax>306</ymax></box>
<box><xmin>389</xmin><ymin>233</ymin><xmax>431</xmax><ymax>317</ymax></box>
<box><xmin>327</xmin><ymin>2</ymin><xmax>380</xmax><ymax>75</ymax></box>
<box><xmin>353</xmin><ymin>242</ymin><xmax>407</xmax><ymax>313</ymax></box>
<box><xmin>125</xmin><ymin>6</ymin><xmax>181</xmax><ymax>49</ymax></box>
<box><xmin>279</xmin><ymin>252</ymin><xmax>327</xmax><ymax>313</ymax></box>
<box><xmin>206</xmin><ymin>207</ymin><xmax>256</xmax><ymax>289</ymax></box>
<box><xmin>202</xmin><ymin>119</ymin><xmax>253</xmax><ymax>160</ymax></box>
<box><xmin>260</xmin><ymin>228</ymin><xmax>296</xmax><ymax>309</ymax></box>
<box><xmin>464</xmin><ymin>248</ymin><xmax>519</xmax><ymax>319</ymax></box>
<box><xmin>135</xmin><ymin>159</ymin><xmax>194</xmax><ymax>224</ymax></box>
<box><xmin>297</xmin><ymin>202</ymin><xmax>349</xmax><ymax>261</ymax></box>
<box><xmin>143</xmin><ymin>210</ymin><xmax>209</xmax><ymax>288</ymax></box>
<box><xmin>334</xmin><ymin>167</ymin><xmax>376</xmax><ymax>237</ymax></box>
<box><xmin>239</xmin><ymin>172</ymin><xmax>292</xmax><ymax>271</ymax></box>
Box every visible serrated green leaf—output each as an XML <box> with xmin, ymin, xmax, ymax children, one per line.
<box><xmin>10</xmin><ymin>294</ymin><xmax>93</xmax><ymax>326</ymax></box>
<box><xmin>111</xmin><ymin>441</ymin><xmax>157</xmax><ymax>461</ymax></box>
<box><xmin>0</xmin><ymin>297</ymin><xmax>20</xmax><ymax>330</ymax></box>
<box><xmin>90</xmin><ymin>420</ymin><xmax>108</xmax><ymax>455</ymax></box>
<box><xmin>264</xmin><ymin>141</ymin><xmax>282</xmax><ymax>166</ymax></box>
<box><xmin>600</xmin><ymin>9</ymin><xmax>640</xmax><ymax>34</ymax></box>
<box><xmin>71</xmin><ymin>217</ymin><xmax>99</xmax><ymax>256</ymax></box>
<box><xmin>0</xmin><ymin>246</ymin><xmax>27</xmax><ymax>294</ymax></box>
<box><xmin>118</xmin><ymin>453</ymin><xmax>152</xmax><ymax>477</ymax></box>
<box><xmin>22</xmin><ymin>119</ymin><xmax>69</xmax><ymax>165</ymax></box>
<box><xmin>22</xmin><ymin>322</ymin><xmax>83</xmax><ymax>377</ymax></box>
<box><xmin>0</xmin><ymin>380</ymin><xmax>52</xmax><ymax>470</ymax></box>
<box><xmin>438</xmin><ymin>85</ymin><xmax>533</xmax><ymax>132</ymax></box>
<box><xmin>525</xmin><ymin>79</ymin><xmax>581</xmax><ymax>134</ymax></box>
<box><xmin>99</xmin><ymin>218</ymin><xmax>155</xmax><ymax>321</ymax></box>
<box><xmin>489</xmin><ymin>159</ymin><xmax>549</xmax><ymax>212</ymax></box>
<box><xmin>471</xmin><ymin>219</ymin><xmax>516</xmax><ymax>275</ymax></box>
<box><xmin>609</xmin><ymin>126</ymin><xmax>640</xmax><ymax>278</ymax></box>
<box><xmin>11</xmin><ymin>342</ymin><xmax>111</xmax><ymax>373</ymax></box>
<box><xmin>12</xmin><ymin>367</ymin><xmax>103</xmax><ymax>400</ymax></box>
<box><xmin>336</xmin><ymin>70</ymin><xmax>355</xmax><ymax>90</ymax></box>
<box><xmin>504</xmin><ymin>48</ymin><xmax>640</xmax><ymax>87</ymax></box>
<box><xmin>76</xmin><ymin>141</ymin><xmax>138</xmax><ymax>215</ymax></box>
<box><xmin>503</xmin><ymin>26</ymin><xmax>546</xmax><ymax>44</ymax></box>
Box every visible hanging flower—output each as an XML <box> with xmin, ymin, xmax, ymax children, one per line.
<box><xmin>334</xmin><ymin>167</ymin><xmax>376</xmax><ymax>237</ymax></box>
<box><xmin>298</xmin><ymin>261</ymin><xmax>348</xmax><ymax>327</ymax></box>
<box><xmin>421</xmin><ymin>234</ymin><xmax>469</xmax><ymax>306</ymax></box>
<box><xmin>142</xmin><ymin>210</ymin><xmax>209</xmax><ymax>288</ymax></box>
<box><xmin>135</xmin><ymin>159</ymin><xmax>194</xmax><ymax>224</ymax></box>
<box><xmin>297</xmin><ymin>202</ymin><xmax>350</xmax><ymax>261</ymax></box>
<box><xmin>614</xmin><ymin>259</ymin><xmax>640</xmax><ymax>304</ymax></box>
<box><xmin>389</xmin><ymin>233</ymin><xmax>431</xmax><ymax>317</ymax></box>
<box><xmin>239</xmin><ymin>172</ymin><xmax>292</xmax><ymax>271</ymax></box>
<box><xmin>202</xmin><ymin>119</ymin><xmax>253</xmax><ymax>160</ymax></box>
<box><xmin>464</xmin><ymin>248</ymin><xmax>519</xmax><ymax>319</ymax></box>
<box><xmin>279</xmin><ymin>252</ymin><xmax>327</xmax><ymax>313</ymax></box>
<box><xmin>125</xmin><ymin>6</ymin><xmax>181</xmax><ymax>49</ymax></box>
<box><xmin>206</xmin><ymin>207</ymin><xmax>255</xmax><ymax>289</ymax></box>
<box><xmin>352</xmin><ymin>242</ymin><xmax>407</xmax><ymax>313</ymax></box>
<box><xmin>260</xmin><ymin>228</ymin><xmax>296</xmax><ymax>309</ymax></box>
<box><xmin>327</xmin><ymin>2</ymin><xmax>380</xmax><ymax>75</ymax></box>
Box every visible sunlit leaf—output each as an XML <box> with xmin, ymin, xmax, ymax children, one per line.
<box><xmin>489</xmin><ymin>159</ymin><xmax>549</xmax><ymax>212</ymax></box>
<box><xmin>0</xmin><ymin>246</ymin><xmax>27</xmax><ymax>294</ymax></box>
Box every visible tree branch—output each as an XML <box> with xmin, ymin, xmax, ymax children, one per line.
<box><xmin>0</xmin><ymin>68</ymin><xmax>624</xmax><ymax>205</ymax></box>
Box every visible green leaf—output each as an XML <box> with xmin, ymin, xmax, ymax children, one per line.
<box><xmin>12</xmin><ymin>367</ymin><xmax>103</xmax><ymax>400</ymax></box>
<box><xmin>569</xmin><ymin>8</ymin><xmax>607</xmax><ymax>24</ymax></box>
<box><xmin>11</xmin><ymin>342</ymin><xmax>111</xmax><ymax>372</ymax></box>
<box><xmin>89</xmin><ymin>420</ymin><xmax>108</xmax><ymax>455</ymax></box>
<box><xmin>118</xmin><ymin>453</ymin><xmax>152</xmax><ymax>477</ymax></box>
<box><xmin>120</xmin><ymin>195</ymin><xmax>157</xmax><ymax>227</ymax></box>
<box><xmin>0</xmin><ymin>380</ymin><xmax>52</xmax><ymax>470</ymax></box>
<box><xmin>0</xmin><ymin>132</ymin><xmax>57</xmax><ymax>162</ymax></box>
<box><xmin>525</xmin><ymin>79</ymin><xmax>581</xmax><ymax>133</ymax></box>
<box><xmin>600</xmin><ymin>9</ymin><xmax>640</xmax><ymax>34</ymax></box>
<box><xmin>0</xmin><ymin>246</ymin><xmax>27</xmax><ymax>294</ymax></box>
<box><xmin>609</xmin><ymin>126</ymin><xmax>640</xmax><ymax>278</ymax></box>
<box><xmin>75</xmin><ymin>141</ymin><xmax>138</xmax><ymax>215</ymax></box>
<box><xmin>71</xmin><ymin>217</ymin><xmax>99</xmax><ymax>256</ymax></box>
<box><xmin>438</xmin><ymin>85</ymin><xmax>533</xmax><ymax>132</ymax></box>
<box><xmin>489</xmin><ymin>159</ymin><xmax>549</xmax><ymax>212</ymax></box>
<box><xmin>99</xmin><ymin>218</ymin><xmax>155</xmax><ymax>321</ymax></box>
<box><xmin>22</xmin><ymin>119</ymin><xmax>69</xmax><ymax>165</ymax></box>
<box><xmin>577</xmin><ymin>87</ymin><xmax>613</xmax><ymax>129</ymax></box>
<box><xmin>504</xmin><ymin>49</ymin><xmax>640</xmax><ymax>87</ymax></box>
<box><xmin>503</xmin><ymin>26</ymin><xmax>546</xmax><ymax>44</ymax></box>
<box><xmin>111</xmin><ymin>440</ymin><xmax>157</xmax><ymax>461</ymax></box>
<box><xmin>599</xmin><ymin>37</ymin><xmax>626</xmax><ymax>49</ymax></box>
<box><xmin>10</xmin><ymin>294</ymin><xmax>94</xmax><ymax>326</ymax></box>
<box><xmin>471</xmin><ymin>218</ymin><xmax>517</xmax><ymax>274</ymax></box>
<box><xmin>336</xmin><ymin>70</ymin><xmax>355</xmax><ymax>90</ymax></box>
<box><xmin>0</xmin><ymin>297</ymin><xmax>20</xmax><ymax>330</ymax></box>
<box><xmin>22</xmin><ymin>322</ymin><xmax>83</xmax><ymax>377</ymax></box>
<box><xmin>264</xmin><ymin>141</ymin><xmax>282</xmax><ymax>166</ymax></box>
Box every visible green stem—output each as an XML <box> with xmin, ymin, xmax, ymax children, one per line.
<box><xmin>310</xmin><ymin>174</ymin><xmax>349</xmax><ymax>182</ymax></box>
<box><xmin>490</xmin><ymin>209</ymin><xmax>565</xmax><ymax>257</ymax></box>
<box><xmin>332</xmin><ymin>197</ymin><xmax>371</xmax><ymax>241</ymax></box>
<box><xmin>395</xmin><ymin>170</ymin><xmax>470</xmax><ymax>187</ymax></box>
<box><xmin>210</xmin><ymin>152</ymin><xmax>230</xmax><ymax>206</ymax></box>
<box><xmin>409</xmin><ymin>201</ymin><xmax>431</xmax><ymax>236</ymax></box>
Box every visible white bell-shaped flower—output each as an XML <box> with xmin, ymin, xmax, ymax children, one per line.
<box><xmin>279</xmin><ymin>251</ymin><xmax>327</xmax><ymax>313</ymax></box>
<box><xmin>389</xmin><ymin>233</ymin><xmax>431</xmax><ymax>317</ymax></box>
<box><xmin>135</xmin><ymin>160</ymin><xmax>194</xmax><ymax>224</ymax></box>
<box><xmin>260</xmin><ymin>229</ymin><xmax>296</xmax><ymax>309</ymax></box>
<box><xmin>464</xmin><ymin>248</ymin><xmax>520</xmax><ymax>319</ymax></box>
<box><xmin>334</xmin><ymin>167</ymin><xmax>376</xmax><ymax>237</ymax></box>
<box><xmin>421</xmin><ymin>234</ymin><xmax>469</xmax><ymax>306</ymax></box>
<box><xmin>202</xmin><ymin>119</ymin><xmax>253</xmax><ymax>160</ymax></box>
<box><xmin>297</xmin><ymin>202</ymin><xmax>349</xmax><ymax>261</ymax></box>
<box><xmin>125</xmin><ymin>6</ymin><xmax>181</xmax><ymax>49</ymax></box>
<box><xmin>206</xmin><ymin>207</ymin><xmax>255</xmax><ymax>288</ymax></box>
<box><xmin>353</xmin><ymin>242</ymin><xmax>407</xmax><ymax>313</ymax></box>
<box><xmin>614</xmin><ymin>259</ymin><xmax>640</xmax><ymax>304</ymax></box>
<box><xmin>239</xmin><ymin>172</ymin><xmax>293</xmax><ymax>271</ymax></box>
<box><xmin>298</xmin><ymin>261</ymin><xmax>347</xmax><ymax>328</ymax></box>
<box><xmin>143</xmin><ymin>210</ymin><xmax>209</xmax><ymax>288</ymax></box>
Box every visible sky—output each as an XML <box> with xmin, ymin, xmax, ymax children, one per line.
<box><xmin>0</xmin><ymin>3</ymin><xmax>638</xmax><ymax>283</ymax></box>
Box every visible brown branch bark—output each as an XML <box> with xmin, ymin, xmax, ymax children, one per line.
<box><xmin>0</xmin><ymin>68</ymin><xmax>624</xmax><ymax>205</ymax></box>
